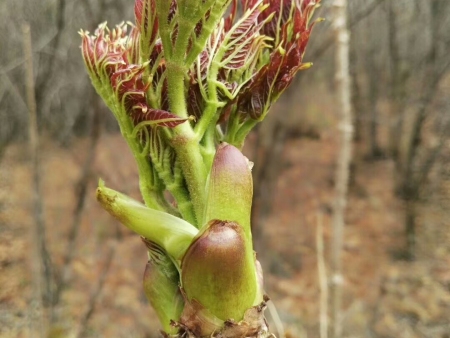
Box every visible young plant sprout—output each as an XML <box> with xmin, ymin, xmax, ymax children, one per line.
<box><xmin>80</xmin><ymin>0</ymin><xmax>321</xmax><ymax>336</ymax></box>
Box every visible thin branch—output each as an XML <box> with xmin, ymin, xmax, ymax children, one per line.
<box><xmin>414</xmin><ymin>117</ymin><xmax>450</xmax><ymax>194</ymax></box>
<box><xmin>52</xmin><ymin>97</ymin><xmax>102</xmax><ymax>307</ymax></box>
<box><xmin>404</xmin><ymin>0</ymin><xmax>450</xmax><ymax>179</ymax></box>
<box><xmin>22</xmin><ymin>22</ymin><xmax>53</xmax><ymax>337</ymax></box>
<box><xmin>349</xmin><ymin>0</ymin><xmax>387</xmax><ymax>26</ymax></box>
<box><xmin>387</xmin><ymin>0</ymin><xmax>405</xmax><ymax>162</ymax></box>
<box><xmin>267</xmin><ymin>301</ymin><xmax>285</xmax><ymax>338</ymax></box>
<box><xmin>0</xmin><ymin>31</ymin><xmax>58</xmax><ymax>74</ymax></box>
<box><xmin>0</xmin><ymin>73</ymin><xmax>31</xmax><ymax>113</ymax></box>
<box><xmin>75</xmin><ymin>244</ymin><xmax>116</xmax><ymax>338</ymax></box>
<box><xmin>35</xmin><ymin>0</ymin><xmax>67</xmax><ymax>110</ymax></box>
<box><xmin>403</xmin><ymin>66</ymin><xmax>449</xmax><ymax>196</ymax></box>
<box><xmin>316</xmin><ymin>212</ymin><xmax>328</xmax><ymax>338</ymax></box>
<box><xmin>308</xmin><ymin>0</ymin><xmax>386</xmax><ymax>61</ymax></box>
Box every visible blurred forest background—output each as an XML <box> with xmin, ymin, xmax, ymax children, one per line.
<box><xmin>0</xmin><ymin>0</ymin><xmax>449</xmax><ymax>337</ymax></box>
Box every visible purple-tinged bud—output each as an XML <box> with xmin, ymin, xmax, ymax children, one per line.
<box><xmin>204</xmin><ymin>143</ymin><xmax>253</xmax><ymax>241</ymax></box>
<box><xmin>181</xmin><ymin>220</ymin><xmax>257</xmax><ymax>323</ymax></box>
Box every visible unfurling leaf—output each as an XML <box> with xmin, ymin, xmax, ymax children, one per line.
<box><xmin>135</xmin><ymin>0</ymin><xmax>159</xmax><ymax>46</ymax></box>
<box><xmin>132</xmin><ymin>108</ymin><xmax>190</xmax><ymax>128</ymax></box>
<box><xmin>143</xmin><ymin>243</ymin><xmax>184</xmax><ymax>334</ymax></box>
<box><xmin>96</xmin><ymin>183</ymin><xmax>198</xmax><ymax>262</ymax></box>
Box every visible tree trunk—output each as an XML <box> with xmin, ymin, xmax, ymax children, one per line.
<box><xmin>404</xmin><ymin>199</ymin><xmax>416</xmax><ymax>260</ymax></box>
<box><xmin>330</xmin><ymin>0</ymin><xmax>353</xmax><ymax>337</ymax></box>
<box><xmin>387</xmin><ymin>0</ymin><xmax>403</xmax><ymax>163</ymax></box>
<box><xmin>397</xmin><ymin>0</ymin><xmax>449</xmax><ymax>258</ymax></box>
<box><xmin>365</xmin><ymin>8</ymin><xmax>382</xmax><ymax>160</ymax></box>
<box><xmin>349</xmin><ymin>40</ymin><xmax>362</xmax><ymax>143</ymax></box>
<box><xmin>23</xmin><ymin>22</ymin><xmax>53</xmax><ymax>337</ymax></box>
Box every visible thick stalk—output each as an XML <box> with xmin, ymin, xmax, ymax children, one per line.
<box><xmin>171</xmin><ymin>124</ymin><xmax>207</xmax><ymax>227</ymax></box>
<box><xmin>165</xmin><ymin>59</ymin><xmax>207</xmax><ymax>226</ymax></box>
<box><xmin>200</xmin><ymin>124</ymin><xmax>217</xmax><ymax>171</ymax></box>
<box><xmin>233</xmin><ymin>119</ymin><xmax>259</xmax><ymax>149</ymax></box>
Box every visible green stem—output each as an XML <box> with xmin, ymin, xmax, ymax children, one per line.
<box><xmin>166</xmin><ymin>62</ymin><xmax>189</xmax><ymax>117</ymax></box>
<box><xmin>233</xmin><ymin>118</ymin><xmax>259</xmax><ymax>149</ymax></box>
<box><xmin>168</xmin><ymin>183</ymin><xmax>196</xmax><ymax>225</ymax></box>
<box><xmin>184</xmin><ymin>0</ymin><xmax>228</xmax><ymax>65</ymax></box>
<box><xmin>155</xmin><ymin>0</ymin><xmax>173</xmax><ymax>58</ymax></box>
<box><xmin>171</xmin><ymin>124</ymin><xmax>207</xmax><ymax>228</ymax></box>
<box><xmin>194</xmin><ymin>100</ymin><xmax>222</xmax><ymax>139</ymax></box>
<box><xmin>161</xmin><ymin>2</ymin><xmax>235</xmax><ymax>227</ymax></box>
<box><xmin>154</xmin><ymin>155</ymin><xmax>197</xmax><ymax>225</ymax></box>
<box><xmin>165</xmin><ymin>63</ymin><xmax>206</xmax><ymax>227</ymax></box>
<box><xmin>122</xmin><ymin>124</ymin><xmax>165</xmax><ymax>210</ymax></box>
<box><xmin>194</xmin><ymin>51</ymin><xmax>223</xmax><ymax>140</ymax></box>
<box><xmin>100</xmin><ymin>91</ymin><xmax>166</xmax><ymax>211</ymax></box>
<box><xmin>200</xmin><ymin>123</ymin><xmax>217</xmax><ymax>172</ymax></box>
<box><xmin>163</xmin><ymin>15</ymin><xmax>210</xmax><ymax>227</ymax></box>
<box><xmin>223</xmin><ymin>106</ymin><xmax>241</xmax><ymax>146</ymax></box>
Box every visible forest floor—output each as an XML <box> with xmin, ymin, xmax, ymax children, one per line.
<box><xmin>0</xmin><ymin>129</ymin><xmax>449</xmax><ymax>338</ymax></box>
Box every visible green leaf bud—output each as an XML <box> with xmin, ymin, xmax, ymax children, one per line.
<box><xmin>143</xmin><ymin>244</ymin><xmax>184</xmax><ymax>334</ymax></box>
<box><xmin>96</xmin><ymin>182</ymin><xmax>198</xmax><ymax>262</ymax></box>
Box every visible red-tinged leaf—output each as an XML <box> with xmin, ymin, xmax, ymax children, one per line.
<box><xmin>235</xmin><ymin>47</ymin><xmax>282</xmax><ymax>118</ymax></box>
<box><xmin>135</xmin><ymin>0</ymin><xmax>148</xmax><ymax>32</ymax></box>
<box><xmin>168</xmin><ymin>0</ymin><xmax>177</xmax><ymax>23</ymax></box>
<box><xmin>80</xmin><ymin>31</ymin><xmax>96</xmax><ymax>74</ymax></box>
<box><xmin>158</xmin><ymin>75</ymin><xmax>170</xmax><ymax>112</ymax></box>
<box><xmin>135</xmin><ymin>0</ymin><xmax>144</xmax><ymax>26</ymax></box>
<box><xmin>247</xmin><ymin>91</ymin><xmax>266</xmax><ymax>119</ymax></box>
<box><xmin>134</xmin><ymin>0</ymin><xmax>159</xmax><ymax>46</ymax></box>
<box><xmin>241</xmin><ymin>0</ymin><xmax>260</xmax><ymax>11</ymax></box>
<box><xmin>130</xmin><ymin>103</ymin><xmax>149</xmax><ymax>124</ymax></box>
<box><xmin>135</xmin><ymin>108</ymin><xmax>189</xmax><ymax>128</ymax></box>
<box><xmin>301</xmin><ymin>0</ymin><xmax>317</xmax><ymax>11</ymax></box>
<box><xmin>221</xmin><ymin>2</ymin><xmax>265</xmax><ymax>70</ymax></box>
<box><xmin>217</xmin><ymin>102</ymin><xmax>234</xmax><ymax>124</ymax></box>
<box><xmin>80</xmin><ymin>23</ymin><xmax>135</xmax><ymax>81</ymax></box>
<box><xmin>187</xmin><ymin>82</ymin><xmax>204</xmax><ymax>120</ymax></box>
<box><xmin>224</xmin><ymin>0</ymin><xmax>238</xmax><ymax>31</ymax></box>
<box><xmin>111</xmin><ymin>65</ymin><xmax>140</xmax><ymax>90</ymax></box>
<box><xmin>259</xmin><ymin>0</ymin><xmax>293</xmax><ymax>39</ymax></box>
<box><xmin>234</xmin><ymin>0</ymin><xmax>321</xmax><ymax>119</ymax></box>
<box><xmin>125</xmin><ymin>27</ymin><xmax>141</xmax><ymax>65</ymax></box>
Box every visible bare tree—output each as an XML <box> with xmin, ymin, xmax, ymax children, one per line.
<box><xmin>347</xmin><ymin>0</ymin><xmax>450</xmax><ymax>258</ymax></box>
<box><xmin>394</xmin><ymin>0</ymin><xmax>450</xmax><ymax>257</ymax></box>
<box><xmin>364</xmin><ymin>11</ymin><xmax>384</xmax><ymax>159</ymax></box>
<box><xmin>0</xmin><ymin>0</ymin><xmax>132</xmax><ymax>147</ymax></box>
<box><xmin>23</xmin><ymin>22</ymin><xmax>53</xmax><ymax>337</ymax></box>
<box><xmin>330</xmin><ymin>0</ymin><xmax>353</xmax><ymax>337</ymax></box>
<box><xmin>387</xmin><ymin>0</ymin><xmax>406</xmax><ymax>163</ymax></box>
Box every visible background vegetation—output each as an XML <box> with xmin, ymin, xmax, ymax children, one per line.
<box><xmin>0</xmin><ymin>0</ymin><xmax>449</xmax><ymax>337</ymax></box>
